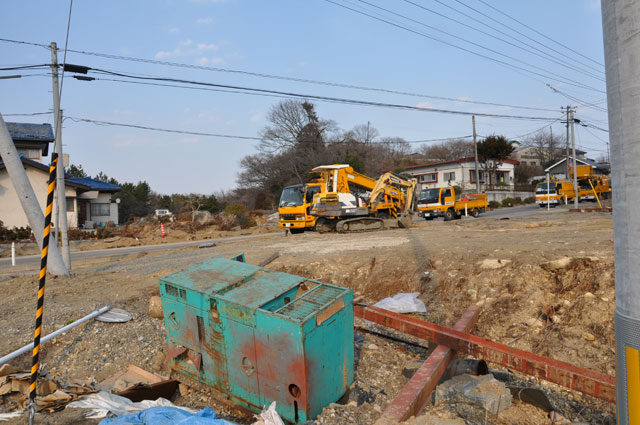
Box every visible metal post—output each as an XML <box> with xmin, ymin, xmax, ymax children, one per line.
<box><xmin>28</xmin><ymin>153</ymin><xmax>58</xmax><ymax>425</ymax></box>
<box><xmin>565</xmin><ymin>106</ymin><xmax>571</xmax><ymax>179</ymax></box>
<box><xmin>602</xmin><ymin>1</ymin><xmax>640</xmax><ymax>423</ymax></box>
<box><xmin>571</xmin><ymin>108</ymin><xmax>579</xmax><ymax>208</ymax></box>
<box><xmin>0</xmin><ymin>306</ymin><xmax>111</xmax><ymax>366</ymax></box>
<box><xmin>546</xmin><ymin>173</ymin><xmax>550</xmax><ymax>212</ymax></box>
<box><xmin>11</xmin><ymin>242</ymin><xmax>15</xmax><ymax>266</ymax></box>
<box><xmin>472</xmin><ymin>115</ymin><xmax>480</xmax><ymax>192</ymax></box>
<box><xmin>0</xmin><ymin>114</ymin><xmax>68</xmax><ymax>276</ymax></box>
<box><xmin>50</xmin><ymin>42</ymin><xmax>71</xmax><ymax>270</ymax></box>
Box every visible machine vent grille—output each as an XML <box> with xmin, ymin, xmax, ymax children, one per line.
<box><xmin>165</xmin><ymin>283</ymin><xmax>187</xmax><ymax>300</ymax></box>
<box><xmin>276</xmin><ymin>285</ymin><xmax>345</xmax><ymax>320</ymax></box>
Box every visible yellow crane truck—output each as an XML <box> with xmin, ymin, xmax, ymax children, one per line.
<box><xmin>278</xmin><ymin>176</ymin><xmax>324</xmax><ymax>234</ymax></box>
<box><xmin>416</xmin><ymin>186</ymin><xmax>487</xmax><ymax>221</ymax></box>
<box><xmin>310</xmin><ymin>164</ymin><xmax>417</xmax><ymax>232</ymax></box>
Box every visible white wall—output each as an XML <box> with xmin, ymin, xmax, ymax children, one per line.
<box><xmin>88</xmin><ymin>192</ymin><xmax>118</xmax><ymax>226</ymax></box>
<box><xmin>408</xmin><ymin>161</ymin><xmax>516</xmax><ymax>193</ymax></box>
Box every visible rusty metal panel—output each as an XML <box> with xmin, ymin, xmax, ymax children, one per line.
<box><xmin>376</xmin><ymin>306</ymin><xmax>480</xmax><ymax>424</ymax></box>
<box><xmin>355</xmin><ymin>305</ymin><xmax>615</xmax><ymax>403</ymax></box>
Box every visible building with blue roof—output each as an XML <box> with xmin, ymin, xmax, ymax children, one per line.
<box><xmin>0</xmin><ymin>123</ymin><xmax>122</xmax><ymax>229</ymax></box>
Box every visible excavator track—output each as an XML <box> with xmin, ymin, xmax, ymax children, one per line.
<box><xmin>336</xmin><ymin>217</ymin><xmax>385</xmax><ymax>233</ymax></box>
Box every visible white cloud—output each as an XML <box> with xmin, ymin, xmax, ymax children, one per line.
<box><xmin>415</xmin><ymin>101</ymin><xmax>432</xmax><ymax>109</ymax></box>
<box><xmin>155</xmin><ymin>39</ymin><xmax>224</xmax><ymax>60</ymax></box>
<box><xmin>169</xmin><ymin>27</ymin><xmax>180</xmax><ymax>34</ymax></box>
<box><xmin>250</xmin><ymin>113</ymin><xmax>263</xmax><ymax>122</ymax></box>
<box><xmin>197</xmin><ymin>42</ymin><xmax>219</xmax><ymax>52</ymax></box>
<box><xmin>196</xmin><ymin>17</ymin><xmax>213</xmax><ymax>24</ymax></box>
<box><xmin>113</xmin><ymin>136</ymin><xmax>152</xmax><ymax>149</ymax></box>
<box><xmin>196</xmin><ymin>56</ymin><xmax>225</xmax><ymax>65</ymax></box>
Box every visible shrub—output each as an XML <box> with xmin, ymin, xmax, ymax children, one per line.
<box><xmin>514</xmin><ymin>197</ymin><xmax>523</xmax><ymax>205</ymax></box>
<box><xmin>239</xmin><ymin>215</ymin><xmax>257</xmax><ymax>229</ymax></box>
<box><xmin>524</xmin><ymin>196</ymin><xmax>536</xmax><ymax>204</ymax></box>
<box><xmin>0</xmin><ymin>221</ymin><xmax>33</xmax><ymax>241</ymax></box>
<box><xmin>96</xmin><ymin>226</ymin><xmax>113</xmax><ymax>239</ymax></box>
<box><xmin>225</xmin><ymin>203</ymin><xmax>246</xmax><ymax>216</ymax></box>
<box><xmin>501</xmin><ymin>197</ymin><xmax>516</xmax><ymax>207</ymax></box>
<box><xmin>488</xmin><ymin>200</ymin><xmax>500</xmax><ymax>209</ymax></box>
<box><xmin>68</xmin><ymin>229</ymin><xmax>93</xmax><ymax>240</ymax></box>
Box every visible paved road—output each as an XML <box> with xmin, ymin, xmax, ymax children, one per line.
<box><xmin>412</xmin><ymin>203</ymin><xmax>566</xmax><ymax>223</ymax></box>
<box><xmin>0</xmin><ymin>232</ymin><xmax>283</xmax><ymax>270</ymax></box>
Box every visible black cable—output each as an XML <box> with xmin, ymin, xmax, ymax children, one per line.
<box><xmin>84</xmin><ymin>67</ymin><xmax>559</xmax><ymax>121</ymax></box>
<box><xmin>394</xmin><ymin>0</ymin><xmax>604</xmax><ymax>81</ymax></box>
<box><xmin>449</xmin><ymin>0</ymin><xmax>604</xmax><ymax>72</ymax></box>
<box><xmin>473</xmin><ymin>0</ymin><xmax>605</xmax><ymax>68</ymax></box>
<box><xmin>0</xmin><ymin>37</ymin><xmax>559</xmax><ymax>113</ymax></box>
<box><xmin>324</xmin><ymin>0</ymin><xmax>605</xmax><ymax>93</ymax></box>
<box><xmin>0</xmin><ymin>64</ymin><xmax>50</xmax><ymax>71</ymax></box>
<box><xmin>66</xmin><ymin>116</ymin><xmax>472</xmax><ymax>145</ymax></box>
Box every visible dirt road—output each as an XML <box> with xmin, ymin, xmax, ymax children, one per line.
<box><xmin>0</xmin><ymin>211</ymin><xmax>615</xmax><ymax>423</ymax></box>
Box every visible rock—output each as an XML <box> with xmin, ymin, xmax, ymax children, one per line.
<box><xmin>435</xmin><ymin>374</ymin><xmax>512</xmax><ymax>416</ymax></box>
<box><xmin>198</xmin><ymin>241</ymin><xmax>216</xmax><ymax>249</ymax></box>
<box><xmin>541</xmin><ymin>257</ymin><xmax>572</xmax><ymax>270</ymax></box>
<box><xmin>549</xmin><ymin>411</ymin><xmax>571</xmax><ymax>424</ymax></box>
<box><xmin>583</xmin><ymin>332</ymin><xmax>596</xmax><ymax>341</ymax></box>
<box><xmin>148</xmin><ymin>296</ymin><xmax>164</xmax><ymax>319</ymax></box>
<box><xmin>193</xmin><ymin>210</ymin><xmax>214</xmax><ymax>225</ymax></box>
<box><xmin>402</xmin><ymin>359</ymin><xmax>424</xmax><ymax>378</ymax></box>
<box><xmin>584</xmin><ymin>292</ymin><xmax>596</xmax><ymax>300</ymax></box>
<box><xmin>467</xmin><ymin>289</ymin><xmax>477</xmax><ymax>301</ymax></box>
<box><xmin>478</xmin><ymin>259</ymin><xmax>511</xmax><ymax>270</ymax></box>
<box><xmin>151</xmin><ymin>352</ymin><xmax>165</xmax><ymax>372</ymax></box>
<box><xmin>367</xmin><ymin>343</ymin><xmax>379</xmax><ymax>350</ymax></box>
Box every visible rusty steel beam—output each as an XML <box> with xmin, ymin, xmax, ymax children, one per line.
<box><xmin>354</xmin><ymin>305</ymin><xmax>616</xmax><ymax>403</ymax></box>
<box><xmin>375</xmin><ymin>306</ymin><xmax>481</xmax><ymax>425</ymax></box>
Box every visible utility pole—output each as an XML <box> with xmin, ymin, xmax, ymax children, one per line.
<box><xmin>564</xmin><ymin>105</ymin><xmax>571</xmax><ymax>179</ymax></box>
<box><xmin>0</xmin><ymin>114</ymin><xmax>68</xmax><ymax>276</ymax></box>
<box><xmin>570</xmin><ymin>108</ymin><xmax>578</xmax><ymax>208</ymax></box>
<box><xmin>50</xmin><ymin>42</ymin><xmax>70</xmax><ymax>270</ymax></box>
<box><xmin>602</xmin><ymin>2</ymin><xmax>640</xmax><ymax>423</ymax></box>
<box><xmin>472</xmin><ymin>115</ymin><xmax>480</xmax><ymax>192</ymax></box>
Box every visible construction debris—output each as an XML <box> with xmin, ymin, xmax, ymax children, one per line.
<box><xmin>435</xmin><ymin>374</ymin><xmax>512</xmax><ymax>416</ymax></box>
<box><xmin>373</xmin><ymin>292</ymin><xmax>427</xmax><ymax>314</ymax></box>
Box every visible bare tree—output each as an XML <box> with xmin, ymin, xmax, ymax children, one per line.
<box><xmin>351</xmin><ymin>122</ymin><xmax>380</xmax><ymax>144</ymax></box>
<box><xmin>419</xmin><ymin>139</ymin><xmax>474</xmax><ymax>161</ymax></box>
<box><xmin>524</xmin><ymin>129</ymin><xmax>566</xmax><ymax>168</ymax></box>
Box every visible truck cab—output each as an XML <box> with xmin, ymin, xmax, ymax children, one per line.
<box><xmin>278</xmin><ymin>183</ymin><xmax>322</xmax><ymax>234</ymax></box>
<box><xmin>536</xmin><ymin>181</ymin><xmax>576</xmax><ymax>207</ymax></box>
<box><xmin>416</xmin><ymin>186</ymin><xmax>486</xmax><ymax>221</ymax></box>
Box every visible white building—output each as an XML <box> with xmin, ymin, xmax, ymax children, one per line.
<box><xmin>403</xmin><ymin>157</ymin><xmax>519</xmax><ymax>192</ymax></box>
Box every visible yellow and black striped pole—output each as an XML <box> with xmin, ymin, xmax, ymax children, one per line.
<box><xmin>28</xmin><ymin>153</ymin><xmax>58</xmax><ymax>423</ymax></box>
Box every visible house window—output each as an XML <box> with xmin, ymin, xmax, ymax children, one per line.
<box><xmin>90</xmin><ymin>203</ymin><xmax>110</xmax><ymax>216</ymax></box>
<box><xmin>469</xmin><ymin>170</ymin><xmax>485</xmax><ymax>183</ymax></box>
<box><xmin>66</xmin><ymin>198</ymin><xmax>75</xmax><ymax>212</ymax></box>
<box><xmin>444</xmin><ymin>171</ymin><xmax>455</xmax><ymax>181</ymax></box>
<box><xmin>419</xmin><ymin>173</ymin><xmax>437</xmax><ymax>183</ymax></box>
<box><xmin>530</xmin><ymin>161</ymin><xmax>536</xmax><ymax>166</ymax></box>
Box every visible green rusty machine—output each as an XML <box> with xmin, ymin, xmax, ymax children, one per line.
<box><xmin>159</xmin><ymin>254</ymin><xmax>354</xmax><ymax>423</ymax></box>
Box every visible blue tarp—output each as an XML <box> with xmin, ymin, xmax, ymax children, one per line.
<box><xmin>98</xmin><ymin>407</ymin><xmax>237</xmax><ymax>425</ymax></box>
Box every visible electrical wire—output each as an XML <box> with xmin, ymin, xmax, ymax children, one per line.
<box><xmin>324</xmin><ymin>0</ymin><xmax>605</xmax><ymax>93</ymax></box>
<box><xmin>473</xmin><ymin>0</ymin><xmax>604</xmax><ymax>68</ymax></box>
<box><xmin>2</xmin><ymin>111</ymin><xmax>52</xmax><ymax>117</ymax></box>
<box><xmin>449</xmin><ymin>0</ymin><xmax>604</xmax><ymax>73</ymax></box>
<box><xmin>57</xmin><ymin>0</ymin><xmax>74</xmax><ymax>109</ymax></box>
<box><xmin>83</xmin><ymin>67</ymin><xmax>559</xmax><ymax>121</ymax></box>
<box><xmin>546</xmin><ymin>84</ymin><xmax>607</xmax><ymax>113</ymax></box>
<box><xmin>396</xmin><ymin>0</ymin><xmax>604</xmax><ymax>81</ymax></box>
<box><xmin>0</xmin><ymin>64</ymin><xmax>50</xmax><ymax>71</ymax></box>
<box><xmin>353</xmin><ymin>0</ymin><xmax>604</xmax><ymax>84</ymax></box>
<box><xmin>66</xmin><ymin>116</ymin><xmax>472</xmax><ymax>145</ymax></box>
<box><xmin>0</xmin><ymin>38</ymin><xmax>560</xmax><ymax>113</ymax></box>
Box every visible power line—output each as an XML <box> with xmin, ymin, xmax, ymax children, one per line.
<box><xmin>57</xmin><ymin>0</ymin><xmax>75</xmax><ymax>108</ymax></box>
<box><xmin>448</xmin><ymin>0</ymin><xmax>604</xmax><ymax>73</ymax></box>
<box><xmin>324</xmin><ymin>0</ymin><xmax>605</xmax><ymax>93</ymax></box>
<box><xmin>0</xmin><ymin>64</ymin><xmax>50</xmax><ymax>71</ymax></box>
<box><xmin>79</xmin><ymin>66</ymin><xmax>559</xmax><ymax>121</ymax></box>
<box><xmin>66</xmin><ymin>116</ymin><xmax>472</xmax><ymax>145</ymax></box>
<box><xmin>546</xmin><ymin>84</ymin><xmax>607</xmax><ymax>112</ymax></box>
<box><xmin>473</xmin><ymin>0</ymin><xmax>605</xmax><ymax>68</ymax></box>
<box><xmin>0</xmin><ymin>38</ymin><xmax>559</xmax><ymax>113</ymax></box>
<box><xmin>2</xmin><ymin>111</ymin><xmax>52</xmax><ymax>117</ymax></box>
<box><xmin>397</xmin><ymin>0</ymin><xmax>604</xmax><ymax>81</ymax></box>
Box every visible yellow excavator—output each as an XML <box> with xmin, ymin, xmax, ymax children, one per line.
<box><xmin>310</xmin><ymin>164</ymin><xmax>417</xmax><ymax>233</ymax></box>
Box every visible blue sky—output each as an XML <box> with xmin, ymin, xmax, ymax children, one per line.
<box><xmin>1</xmin><ymin>0</ymin><xmax>608</xmax><ymax>194</ymax></box>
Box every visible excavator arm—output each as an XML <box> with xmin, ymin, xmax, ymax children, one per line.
<box><xmin>369</xmin><ymin>173</ymin><xmax>417</xmax><ymax>214</ymax></box>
